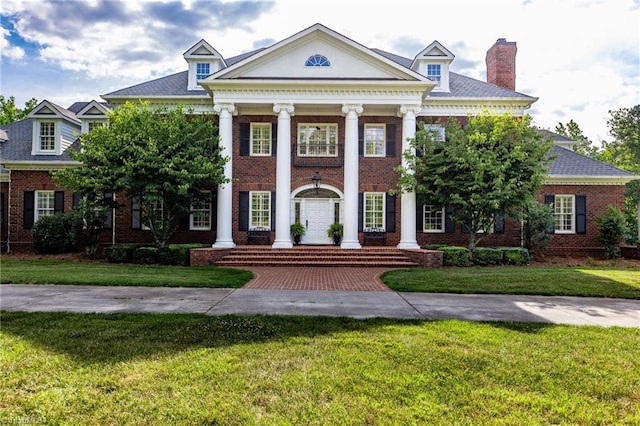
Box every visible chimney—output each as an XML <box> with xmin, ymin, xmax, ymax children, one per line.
<box><xmin>485</xmin><ymin>38</ymin><xmax>517</xmax><ymax>91</ymax></box>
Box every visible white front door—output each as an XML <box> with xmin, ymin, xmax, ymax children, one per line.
<box><xmin>302</xmin><ymin>199</ymin><xmax>332</xmax><ymax>245</ymax></box>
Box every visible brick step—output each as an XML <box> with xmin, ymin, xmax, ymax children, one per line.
<box><xmin>217</xmin><ymin>260</ymin><xmax>418</xmax><ymax>267</ymax></box>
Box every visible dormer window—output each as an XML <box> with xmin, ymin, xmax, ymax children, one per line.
<box><xmin>196</xmin><ymin>63</ymin><xmax>210</xmax><ymax>81</ymax></box>
<box><xmin>39</xmin><ymin>122</ymin><xmax>56</xmax><ymax>152</ymax></box>
<box><xmin>305</xmin><ymin>54</ymin><xmax>331</xmax><ymax>67</ymax></box>
<box><xmin>426</xmin><ymin>64</ymin><xmax>441</xmax><ymax>86</ymax></box>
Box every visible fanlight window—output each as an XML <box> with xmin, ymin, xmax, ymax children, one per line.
<box><xmin>305</xmin><ymin>54</ymin><xmax>331</xmax><ymax>67</ymax></box>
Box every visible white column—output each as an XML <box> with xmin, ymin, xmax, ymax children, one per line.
<box><xmin>341</xmin><ymin>104</ymin><xmax>363</xmax><ymax>249</ymax></box>
<box><xmin>272</xmin><ymin>103</ymin><xmax>295</xmax><ymax>248</ymax></box>
<box><xmin>213</xmin><ymin>103</ymin><xmax>236</xmax><ymax>248</ymax></box>
<box><xmin>397</xmin><ymin>104</ymin><xmax>422</xmax><ymax>250</ymax></box>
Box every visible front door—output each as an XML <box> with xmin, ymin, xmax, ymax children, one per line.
<box><xmin>302</xmin><ymin>199</ymin><xmax>332</xmax><ymax>245</ymax></box>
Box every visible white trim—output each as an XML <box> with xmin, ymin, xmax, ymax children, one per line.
<box><xmin>34</xmin><ymin>190</ymin><xmax>55</xmax><ymax>223</ymax></box>
<box><xmin>189</xmin><ymin>191</ymin><xmax>212</xmax><ymax>231</ymax></box>
<box><xmin>250</xmin><ymin>122</ymin><xmax>272</xmax><ymax>156</ymax></box>
<box><xmin>1</xmin><ymin>161</ymin><xmax>80</xmax><ymax>170</ymax></box>
<box><xmin>363</xmin><ymin>192</ymin><xmax>386</xmax><ymax>230</ymax></box>
<box><xmin>554</xmin><ymin>194</ymin><xmax>575</xmax><ymax>234</ymax></box>
<box><xmin>545</xmin><ymin>176</ymin><xmax>639</xmax><ymax>185</ymax></box>
<box><xmin>422</xmin><ymin>205</ymin><xmax>445</xmax><ymax>233</ymax></box>
<box><xmin>249</xmin><ymin>191</ymin><xmax>271</xmax><ymax>229</ymax></box>
<box><xmin>363</xmin><ymin>123</ymin><xmax>386</xmax><ymax>157</ymax></box>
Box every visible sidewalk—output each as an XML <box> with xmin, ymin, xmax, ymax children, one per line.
<box><xmin>1</xmin><ymin>284</ymin><xmax>638</xmax><ymax>327</ymax></box>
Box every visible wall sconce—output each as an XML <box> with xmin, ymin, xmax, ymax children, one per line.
<box><xmin>311</xmin><ymin>170</ymin><xmax>322</xmax><ymax>194</ymax></box>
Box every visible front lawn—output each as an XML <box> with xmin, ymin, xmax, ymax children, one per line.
<box><xmin>382</xmin><ymin>266</ymin><xmax>640</xmax><ymax>299</ymax></box>
<box><xmin>1</xmin><ymin>312</ymin><xmax>638</xmax><ymax>424</ymax></box>
<box><xmin>0</xmin><ymin>258</ymin><xmax>252</xmax><ymax>288</ymax></box>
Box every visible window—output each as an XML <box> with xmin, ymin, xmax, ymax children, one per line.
<box><xmin>39</xmin><ymin>121</ymin><xmax>56</xmax><ymax>152</ymax></box>
<box><xmin>305</xmin><ymin>54</ymin><xmax>331</xmax><ymax>67</ymax></box>
<box><xmin>427</xmin><ymin>64</ymin><xmax>441</xmax><ymax>86</ymax></box>
<box><xmin>364</xmin><ymin>124</ymin><xmax>385</xmax><ymax>157</ymax></box>
<box><xmin>250</xmin><ymin>191</ymin><xmax>271</xmax><ymax>228</ymax></box>
<box><xmin>364</xmin><ymin>192</ymin><xmax>385</xmax><ymax>230</ymax></box>
<box><xmin>298</xmin><ymin>124</ymin><xmax>338</xmax><ymax>157</ymax></box>
<box><xmin>87</xmin><ymin>121</ymin><xmax>103</xmax><ymax>132</ymax></box>
<box><xmin>35</xmin><ymin>191</ymin><xmax>55</xmax><ymax>222</ymax></box>
<box><xmin>139</xmin><ymin>198</ymin><xmax>163</xmax><ymax>231</ymax></box>
<box><xmin>196</xmin><ymin>63</ymin><xmax>210</xmax><ymax>81</ymax></box>
<box><xmin>190</xmin><ymin>192</ymin><xmax>212</xmax><ymax>231</ymax></box>
<box><xmin>423</xmin><ymin>205</ymin><xmax>445</xmax><ymax>233</ymax></box>
<box><xmin>554</xmin><ymin>195</ymin><xmax>575</xmax><ymax>233</ymax></box>
<box><xmin>424</xmin><ymin>124</ymin><xmax>445</xmax><ymax>142</ymax></box>
<box><xmin>251</xmin><ymin>123</ymin><xmax>272</xmax><ymax>156</ymax></box>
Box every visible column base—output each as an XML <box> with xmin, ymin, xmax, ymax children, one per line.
<box><xmin>340</xmin><ymin>241</ymin><xmax>362</xmax><ymax>249</ymax></box>
<box><xmin>272</xmin><ymin>240</ymin><xmax>293</xmax><ymax>249</ymax></box>
<box><xmin>212</xmin><ymin>240</ymin><xmax>236</xmax><ymax>248</ymax></box>
<box><xmin>397</xmin><ymin>241</ymin><xmax>421</xmax><ymax>250</ymax></box>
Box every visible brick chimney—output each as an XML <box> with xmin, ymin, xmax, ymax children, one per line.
<box><xmin>485</xmin><ymin>38</ymin><xmax>517</xmax><ymax>91</ymax></box>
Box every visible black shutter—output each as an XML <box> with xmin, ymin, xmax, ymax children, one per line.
<box><xmin>271</xmin><ymin>123</ymin><xmax>277</xmax><ymax>156</ymax></box>
<box><xmin>385</xmin><ymin>193</ymin><xmax>396</xmax><ymax>232</ymax></box>
<box><xmin>54</xmin><ymin>191</ymin><xmax>64</xmax><ymax>213</ymax></box>
<box><xmin>72</xmin><ymin>193</ymin><xmax>81</xmax><ymax>209</ymax></box>
<box><xmin>494</xmin><ymin>214</ymin><xmax>505</xmax><ymax>234</ymax></box>
<box><xmin>358</xmin><ymin>193</ymin><xmax>363</xmax><ymax>232</ymax></box>
<box><xmin>386</xmin><ymin>124</ymin><xmax>396</xmax><ymax>157</ymax></box>
<box><xmin>444</xmin><ymin>205</ymin><xmax>455</xmax><ymax>233</ymax></box>
<box><xmin>179</xmin><ymin>205</ymin><xmax>190</xmax><ymax>231</ymax></box>
<box><xmin>23</xmin><ymin>191</ymin><xmax>34</xmax><ymax>229</ymax></box>
<box><xmin>131</xmin><ymin>196</ymin><xmax>141</xmax><ymax>229</ymax></box>
<box><xmin>544</xmin><ymin>194</ymin><xmax>555</xmax><ymax>233</ymax></box>
<box><xmin>239</xmin><ymin>123</ymin><xmax>250</xmax><ymax>156</ymax></box>
<box><xmin>211</xmin><ymin>191</ymin><xmax>217</xmax><ymax>231</ymax></box>
<box><xmin>416</xmin><ymin>202</ymin><xmax>423</xmax><ymax>232</ymax></box>
<box><xmin>358</xmin><ymin>123</ymin><xmax>364</xmax><ymax>157</ymax></box>
<box><xmin>103</xmin><ymin>193</ymin><xmax>113</xmax><ymax>229</ymax></box>
<box><xmin>271</xmin><ymin>191</ymin><xmax>276</xmax><ymax>231</ymax></box>
<box><xmin>576</xmin><ymin>195</ymin><xmax>587</xmax><ymax>234</ymax></box>
<box><xmin>0</xmin><ymin>192</ymin><xmax>4</xmax><ymax>230</ymax></box>
<box><xmin>238</xmin><ymin>191</ymin><xmax>249</xmax><ymax>231</ymax></box>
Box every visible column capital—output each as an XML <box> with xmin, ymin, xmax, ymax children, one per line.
<box><xmin>273</xmin><ymin>103</ymin><xmax>295</xmax><ymax>116</ymax></box>
<box><xmin>341</xmin><ymin>104</ymin><xmax>363</xmax><ymax>116</ymax></box>
<box><xmin>213</xmin><ymin>103</ymin><xmax>236</xmax><ymax>115</ymax></box>
<box><xmin>398</xmin><ymin>104</ymin><xmax>422</xmax><ymax>117</ymax></box>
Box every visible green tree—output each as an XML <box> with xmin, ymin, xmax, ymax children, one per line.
<box><xmin>555</xmin><ymin>119</ymin><xmax>600</xmax><ymax>157</ymax></box>
<box><xmin>54</xmin><ymin>101</ymin><xmax>228</xmax><ymax>247</ymax></box>
<box><xmin>0</xmin><ymin>95</ymin><xmax>38</xmax><ymax>125</ymax></box>
<box><xmin>397</xmin><ymin>111</ymin><xmax>553</xmax><ymax>249</ymax></box>
<box><xmin>596</xmin><ymin>206</ymin><xmax>627</xmax><ymax>259</ymax></box>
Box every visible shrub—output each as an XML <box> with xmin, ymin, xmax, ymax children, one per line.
<box><xmin>440</xmin><ymin>246</ymin><xmax>472</xmax><ymax>267</ymax></box>
<box><xmin>32</xmin><ymin>213</ymin><xmax>75</xmax><ymax>254</ymax></box>
<box><xmin>132</xmin><ymin>247</ymin><xmax>160</xmax><ymax>265</ymax></box>
<box><xmin>500</xmin><ymin>247</ymin><xmax>530</xmax><ymax>265</ymax></box>
<box><xmin>523</xmin><ymin>200</ymin><xmax>554</xmax><ymax>256</ymax></box>
<box><xmin>104</xmin><ymin>244</ymin><xmax>137</xmax><ymax>263</ymax></box>
<box><xmin>596</xmin><ymin>206</ymin><xmax>627</xmax><ymax>259</ymax></box>
<box><xmin>472</xmin><ymin>247</ymin><xmax>503</xmax><ymax>266</ymax></box>
<box><xmin>423</xmin><ymin>244</ymin><xmax>446</xmax><ymax>250</ymax></box>
<box><xmin>158</xmin><ymin>243</ymin><xmax>208</xmax><ymax>266</ymax></box>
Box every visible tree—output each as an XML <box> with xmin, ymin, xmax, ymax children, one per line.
<box><xmin>596</xmin><ymin>206</ymin><xmax>627</xmax><ymax>259</ymax></box>
<box><xmin>0</xmin><ymin>95</ymin><xmax>38</xmax><ymax>125</ymax></box>
<box><xmin>54</xmin><ymin>101</ymin><xmax>229</xmax><ymax>247</ymax></box>
<box><xmin>397</xmin><ymin>111</ymin><xmax>553</xmax><ymax>249</ymax></box>
<box><xmin>555</xmin><ymin>119</ymin><xmax>600</xmax><ymax>157</ymax></box>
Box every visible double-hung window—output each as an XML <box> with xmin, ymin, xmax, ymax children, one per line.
<box><xmin>251</xmin><ymin>123</ymin><xmax>272</xmax><ymax>156</ymax></box>
<box><xmin>250</xmin><ymin>191</ymin><xmax>271</xmax><ymax>229</ymax></box>
<box><xmin>298</xmin><ymin>124</ymin><xmax>338</xmax><ymax>157</ymax></box>
<box><xmin>35</xmin><ymin>191</ymin><xmax>55</xmax><ymax>222</ymax></box>
<box><xmin>196</xmin><ymin>63</ymin><xmax>210</xmax><ymax>81</ymax></box>
<box><xmin>364</xmin><ymin>192</ymin><xmax>385</xmax><ymax>230</ymax></box>
<box><xmin>427</xmin><ymin>64</ymin><xmax>441</xmax><ymax>86</ymax></box>
<box><xmin>39</xmin><ymin>121</ymin><xmax>56</xmax><ymax>152</ymax></box>
<box><xmin>554</xmin><ymin>195</ymin><xmax>575</xmax><ymax>233</ymax></box>
<box><xmin>424</xmin><ymin>124</ymin><xmax>445</xmax><ymax>142</ymax></box>
<box><xmin>423</xmin><ymin>205</ymin><xmax>445</xmax><ymax>233</ymax></box>
<box><xmin>364</xmin><ymin>124</ymin><xmax>385</xmax><ymax>157</ymax></box>
<box><xmin>190</xmin><ymin>192</ymin><xmax>212</xmax><ymax>231</ymax></box>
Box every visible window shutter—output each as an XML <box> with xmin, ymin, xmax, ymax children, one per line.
<box><xmin>239</xmin><ymin>123</ymin><xmax>250</xmax><ymax>156</ymax></box>
<box><xmin>131</xmin><ymin>196</ymin><xmax>141</xmax><ymax>229</ymax></box>
<box><xmin>576</xmin><ymin>195</ymin><xmax>587</xmax><ymax>234</ymax></box>
<box><xmin>544</xmin><ymin>194</ymin><xmax>555</xmax><ymax>233</ymax></box>
<box><xmin>385</xmin><ymin>124</ymin><xmax>396</xmax><ymax>157</ymax></box>
<box><xmin>416</xmin><ymin>203</ymin><xmax>423</xmax><ymax>232</ymax></box>
<box><xmin>358</xmin><ymin>123</ymin><xmax>364</xmax><ymax>157</ymax></box>
<box><xmin>238</xmin><ymin>191</ymin><xmax>249</xmax><ymax>231</ymax></box>
<box><xmin>271</xmin><ymin>191</ymin><xmax>276</xmax><ymax>231</ymax></box>
<box><xmin>271</xmin><ymin>123</ymin><xmax>277</xmax><ymax>156</ymax></box>
<box><xmin>494</xmin><ymin>214</ymin><xmax>505</xmax><ymax>234</ymax></box>
<box><xmin>444</xmin><ymin>205</ymin><xmax>455</xmax><ymax>233</ymax></box>
<box><xmin>103</xmin><ymin>193</ymin><xmax>113</xmax><ymax>229</ymax></box>
<box><xmin>72</xmin><ymin>193</ymin><xmax>81</xmax><ymax>209</ymax></box>
<box><xmin>54</xmin><ymin>191</ymin><xmax>64</xmax><ymax>213</ymax></box>
<box><xmin>211</xmin><ymin>192</ymin><xmax>217</xmax><ymax>231</ymax></box>
<box><xmin>385</xmin><ymin>193</ymin><xmax>396</xmax><ymax>232</ymax></box>
<box><xmin>23</xmin><ymin>191</ymin><xmax>35</xmax><ymax>229</ymax></box>
<box><xmin>0</xmin><ymin>192</ymin><xmax>4</xmax><ymax>230</ymax></box>
<box><xmin>358</xmin><ymin>193</ymin><xmax>363</xmax><ymax>232</ymax></box>
<box><xmin>179</xmin><ymin>205</ymin><xmax>190</xmax><ymax>231</ymax></box>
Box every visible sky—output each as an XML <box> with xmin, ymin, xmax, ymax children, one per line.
<box><xmin>1</xmin><ymin>0</ymin><xmax>638</xmax><ymax>144</ymax></box>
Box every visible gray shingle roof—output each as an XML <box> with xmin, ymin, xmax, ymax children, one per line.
<box><xmin>547</xmin><ymin>145</ymin><xmax>637</xmax><ymax>178</ymax></box>
<box><xmin>0</xmin><ymin>119</ymin><xmax>79</xmax><ymax>162</ymax></box>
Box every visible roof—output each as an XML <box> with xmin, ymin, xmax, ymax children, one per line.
<box><xmin>0</xmin><ymin>119</ymin><xmax>79</xmax><ymax>163</ymax></box>
<box><xmin>547</xmin><ymin>145</ymin><xmax>637</xmax><ymax>178</ymax></box>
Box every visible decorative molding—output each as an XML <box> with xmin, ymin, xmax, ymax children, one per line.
<box><xmin>419</xmin><ymin>102</ymin><xmax>530</xmax><ymax>116</ymax></box>
<box><xmin>273</xmin><ymin>103</ymin><xmax>295</xmax><ymax>116</ymax></box>
<box><xmin>1</xmin><ymin>161</ymin><xmax>81</xmax><ymax>171</ymax></box>
<box><xmin>213</xmin><ymin>103</ymin><xmax>236</xmax><ymax>116</ymax></box>
<box><xmin>545</xmin><ymin>176</ymin><xmax>638</xmax><ymax>185</ymax></box>
<box><xmin>341</xmin><ymin>104</ymin><xmax>363</xmax><ymax>115</ymax></box>
<box><xmin>399</xmin><ymin>104</ymin><xmax>422</xmax><ymax>117</ymax></box>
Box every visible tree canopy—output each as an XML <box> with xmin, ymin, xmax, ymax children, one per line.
<box><xmin>0</xmin><ymin>95</ymin><xmax>38</xmax><ymax>125</ymax></box>
<box><xmin>54</xmin><ymin>101</ymin><xmax>229</xmax><ymax>247</ymax></box>
<box><xmin>397</xmin><ymin>111</ymin><xmax>553</xmax><ymax>249</ymax></box>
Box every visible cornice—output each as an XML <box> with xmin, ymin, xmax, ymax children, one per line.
<box><xmin>1</xmin><ymin>161</ymin><xmax>81</xmax><ymax>171</ymax></box>
<box><xmin>545</xmin><ymin>175</ymin><xmax>639</xmax><ymax>185</ymax></box>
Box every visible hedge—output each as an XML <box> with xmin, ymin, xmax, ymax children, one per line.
<box><xmin>472</xmin><ymin>247</ymin><xmax>503</xmax><ymax>266</ymax></box>
<box><xmin>440</xmin><ymin>246</ymin><xmax>473</xmax><ymax>267</ymax></box>
<box><xmin>426</xmin><ymin>245</ymin><xmax>530</xmax><ymax>267</ymax></box>
<box><xmin>105</xmin><ymin>243</ymin><xmax>209</xmax><ymax>265</ymax></box>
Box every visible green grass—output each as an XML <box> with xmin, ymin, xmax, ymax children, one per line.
<box><xmin>382</xmin><ymin>266</ymin><xmax>640</xmax><ymax>299</ymax></box>
<box><xmin>1</xmin><ymin>312</ymin><xmax>638</xmax><ymax>425</ymax></box>
<box><xmin>0</xmin><ymin>258</ymin><xmax>252</xmax><ymax>288</ymax></box>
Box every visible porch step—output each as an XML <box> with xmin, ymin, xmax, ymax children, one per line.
<box><xmin>215</xmin><ymin>246</ymin><xmax>420</xmax><ymax>268</ymax></box>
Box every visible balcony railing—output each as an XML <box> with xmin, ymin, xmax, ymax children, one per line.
<box><xmin>293</xmin><ymin>143</ymin><xmax>344</xmax><ymax>167</ymax></box>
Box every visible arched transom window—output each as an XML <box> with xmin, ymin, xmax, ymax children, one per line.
<box><xmin>305</xmin><ymin>54</ymin><xmax>331</xmax><ymax>67</ymax></box>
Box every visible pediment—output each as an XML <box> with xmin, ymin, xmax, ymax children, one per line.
<box><xmin>76</xmin><ymin>100</ymin><xmax>110</xmax><ymax>117</ymax></box>
<box><xmin>27</xmin><ymin>100</ymin><xmax>79</xmax><ymax>124</ymax></box>
<box><xmin>414</xmin><ymin>41</ymin><xmax>455</xmax><ymax>61</ymax></box>
<box><xmin>183</xmin><ymin>39</ymin><xmax>225</xmax><ymax>63</ymax></box>
<box><xmin>206</xmin><ymin>23</ymin><xmax>427</xmax><ymax>82</ymax></box>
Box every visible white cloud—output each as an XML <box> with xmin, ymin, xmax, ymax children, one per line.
<box><xmin>0</xmin><ymin>26</ymin><xmax>24</xmax><ymax>60</ymax></box>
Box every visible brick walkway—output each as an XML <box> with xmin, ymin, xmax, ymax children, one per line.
<box><xmin>239</xmin><ymin>267</ymin><xmax>395</xmax><ymax>291</ymax></box>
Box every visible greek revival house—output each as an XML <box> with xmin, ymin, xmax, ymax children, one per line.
<box><xmin>1</xmin><ymin>23</ymin><xmax>637</xmax><ymax>256</ymax></box>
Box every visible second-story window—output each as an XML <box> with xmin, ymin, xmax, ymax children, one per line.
<box><xmin>87</xmin><ymin>121</ymin><xmax>104</xmax><ymax>132</ymax></box>
<box><xmin>364</xmin><ymin>124</ymin><xmax>385</xmax><ymax>157</ymax></box>
<box><xmin>251</xmin><ymin>123</ymin><xmax>272</xmax><ymax>156</ymax></box>
<box><xmin>196</xmin><ymin>63</ymin><xmax>210</xmax><ymax>81</ymax></box>
<box><xmin>298</xmin><ymin>124</ymin><xmax>338</xmax><ymax>157</ymax></box>
<box><xmin>427</xmin><ymin>64</ymin><xmax>441</xmax><ymax>86</ymax></box>
<box><xmin>39</xmin><ymin>121</ymin><xmax>56</xmax><ymax>152</ymax></box>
